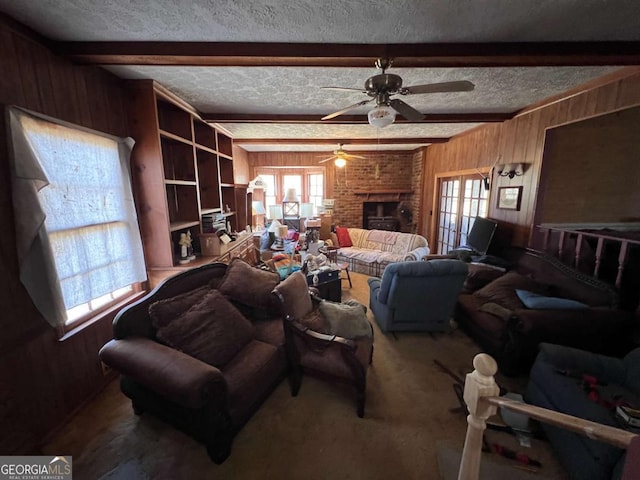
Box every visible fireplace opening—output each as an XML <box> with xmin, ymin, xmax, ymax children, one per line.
<box><xmin>363</xmin><ymin>202</ymin><xmax>399</xmax><ymax>231</ymax></box>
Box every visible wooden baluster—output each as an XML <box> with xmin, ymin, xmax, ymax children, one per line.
<box><xmin>574</xmin><ymin>233</ymin><xmax>583</xmax><ymax>269</ymax></box>
<box><xmin>616</xmin><ymin>241</ymin><xmax>629</xmax><ymax>289</ymax></box>
<box><xmin>542</xmin><ymin>228</ymin><xmax>550</xmax><ymax>251</ymax></box>
<box><xmin>458</xmin><ymin>354</ymin><xmax>500</xmax><ymax>480</ymax></box>
<box><xmin>594</xmin><ymin>237</ymin><xmax>604</xmax><ymax>278</ymax></box>
<box><xmin>558</xmin><ymin>231</ymin><xmax>566</xmax><ymax>259</ymax></box>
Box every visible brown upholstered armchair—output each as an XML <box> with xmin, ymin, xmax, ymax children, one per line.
<box><xmin>272</xmin><ymin>272</ymin><xmax>373</xmax><ymax>417</ymax></box>
<box><xmin>99</xmin><ymin>261</ymin><xmax>287</xmax><ymax>463</ymax></box>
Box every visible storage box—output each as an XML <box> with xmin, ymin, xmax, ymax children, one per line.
<box><xmin>306</xmin><ymin>268</ymin><xmax>339</xmax><ymax>285</ymax></box>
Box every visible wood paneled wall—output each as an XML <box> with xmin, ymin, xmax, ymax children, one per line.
<box><xmin>420</xmin><ymin>68</ymin><xmax>640</xmax><ymax>248</ymax></box>
<box><xmin>0</xmin><ymin>18</ymin><xmax>129</xmax><ymax>453</ymax></box>
<box><xmin>538</xmin><ymin>106</ymin><xmax>640</xmax><ymax>224</ymax></box>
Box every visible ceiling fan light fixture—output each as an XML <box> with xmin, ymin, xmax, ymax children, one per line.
<box><xmin>334</xmin><ymin>157</ymin><xmax>347</xmax><ymax>168</ymax></box>
<box><xmin>368</xmin><ymin>105</ymin><xmax>396</xmax><ymax>128</ymax></box>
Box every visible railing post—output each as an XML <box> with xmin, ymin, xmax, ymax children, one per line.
<box><xmin>457</xmin><ymin>354</ymin><xmax>500</xmax><ymax>480</ymax></box>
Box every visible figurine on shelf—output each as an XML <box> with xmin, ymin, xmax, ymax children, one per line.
<box><xmin>186</xmin><ymin>231</ymin><xmax>196</xmax><ymax>260</ymax></box>
<box><xmin>178</xmin><ymin>232</ymin><xmax>191</xmax><ymax>264</ymax></box>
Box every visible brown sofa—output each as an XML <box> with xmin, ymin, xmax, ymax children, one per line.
<box><xmin>99</xmin><ymin>260</ymin><xmax>287</xmax><ymax>463</ymax></box>
<box><xmin>456</xmin><ymin>248</ymin><xmax>636</xmax><ymax>375</ymax></box>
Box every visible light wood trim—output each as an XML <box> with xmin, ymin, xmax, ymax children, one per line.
<box><xmin>486</xmin><ymin>397</ymin><xmax>637</xmax><ymax>449</ymax></box>
<box><xmin>55</xmin><ymin>41</ymin><xmax>640</xmax><ymax>67</ymax></box>
<box><xmin>203</xmin><ymin>113</ymin><xmax>513</xmax><ymax>124</ymax></box>
<box><xmin>235</xmin><ymin>137</ymin><xmax>448</xmax><ymax>145</ymax></box>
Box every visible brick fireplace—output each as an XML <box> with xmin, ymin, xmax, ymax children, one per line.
<box><xmin>331</xmin><ymin>151</ymin><xmax>423</xmax><ymax>232</ymax></box>
<box><xmin>363</xmin><ymin>201</ymin><xmax>399</xmax><ymax>230</ymax></box>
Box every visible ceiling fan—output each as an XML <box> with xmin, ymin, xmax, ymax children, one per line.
<box><xmin>318</xmin><ymin>144</ymin><xmax>365</xmax><ymax>167</ymax></box>
<box><xmin>321</xmin><ymin>58</ymin><xmax>475</xmax><ymax>127</ymax></box>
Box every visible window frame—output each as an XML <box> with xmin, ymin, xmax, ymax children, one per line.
<box><xmin>9</xmin><ymin>107</ymin><xmax>147</xmax><ymax>338</ymax></box>
<box><xmin>255</xmin><ymin>166</ymin><xmax>325</xmax><ymax>214</ymax></box>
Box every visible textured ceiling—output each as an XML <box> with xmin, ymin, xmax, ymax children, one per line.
<box><xmin>2</xmin><ymin>0</ymin><xmax>640</xmax><ymax>42</ymax></box>
<box><xmin>1</xmin><ymin>0</ymin><xmax>638</xmax><ymax>152</ymax></box>
<box><xmin>104</xmin><ymin>65</ymin><xmax>618</xmax><ymax>116</ymax></box>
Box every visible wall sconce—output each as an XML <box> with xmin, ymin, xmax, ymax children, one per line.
<box><xmin>497</xmin><ymin>163</ymin><xmax>525</xmax><ymax>179</ymax></box>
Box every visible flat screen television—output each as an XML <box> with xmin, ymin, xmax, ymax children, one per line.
<box><xmin>458</xmin><ymin>217</ymin><xmax>498</xmax><ymax>255</ymax></box>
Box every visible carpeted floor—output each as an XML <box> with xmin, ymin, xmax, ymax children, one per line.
<box><xmin>43</xmin><ymin>271</ymin><xmax>568</xmax><ymax>480</ymax></box>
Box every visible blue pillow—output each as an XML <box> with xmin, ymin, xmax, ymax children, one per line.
<box><xmin>515</xmin><ymin>289</ymin><xmax>588</xmax><ymax>310</ymax></box>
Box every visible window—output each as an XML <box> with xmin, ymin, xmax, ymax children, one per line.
<box><xmin>260</xmin><ymin>174</ymin><xmax>277</xmax><ymax>213</ymax></box>
<box><xmin>256</xmin><ymin>168</ymin><xmax>324</xmax><ymax>216</ymax></box>
<box><xmin>308</xmin><ymin>173</ymin><xmax>324</xmax><ymax>212</ymax></box>
<box><xmin>9</xmin><ymin>108</ymin><xmax>147</xmax><ymax>334</ymax></box>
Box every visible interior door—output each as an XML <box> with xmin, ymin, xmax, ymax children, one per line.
<box><xmin>436</xmin><ymin>174</ymin><xmax>489</xmax><ymax>254</ymax></box>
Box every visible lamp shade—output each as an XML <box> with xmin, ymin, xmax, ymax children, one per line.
<box><xmin>251</xmin><ymin>201</ymin><xmax>266</xmax><ymax>215</ymax></box>
<box><xmin>368</xmin><ymin>105</ymin><xmax>396</xmax><ymax>128</ymax></box>
<box><xmin>283</xmin><ymin>188</ymin><xmax>299</xmax><ymax>202</ymax></box>
<box><xmin>267</xmin><ymin>219</ymin><xmax>282</xmax><ymax>233</ymax></box>
<box><xmin>268</xmin><ymin>205</ymin><xmax>283</xmax><ymax>220</ymax></box>
<box><xmin>300</xmin><ymin>203</ymin><xmax>314</xmax><ymax>218</ymax></box>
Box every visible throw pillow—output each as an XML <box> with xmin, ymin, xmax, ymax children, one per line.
<box><xmin>474</xmin><ymin>271</ymin><xmax>548</xmax><ymax>311</ymax></box>
<box><xmin>155</xmin><ymin>289</ymin><xmax>255</xmax><ymax>368</ymax></box>
<box><xmin>272</xmin><ymin>271</ymin><xmax>313</xmax><ymax>319</ymax></box>
<box><xmin>219</xmin><ymin>257</ymin><xmax>280</xmax><ymax>309</ymax></box>
<box><xmin>319</xmin><ymin>300</ymin><xmax>372</xmax><ymax>339</ymax></box>
<box><xmin>149</xmin><ymin>285</ymin><xmax>211</xmax><ymax>329</ymax></box>
<box><xmin>515</xmin><ymin>289</ymin><xmax>589</xmax><ymax>310</ymax></box>
<box><xmin>335</xmin><ymin>227</ymin><xmax>353</xmax><ymax>248</ymax></box>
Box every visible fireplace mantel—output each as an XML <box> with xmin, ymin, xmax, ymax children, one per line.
<box><xmin>353</xmin><ymin>189</ymin><xmax>412</xmax><ymax>200</ymax></box>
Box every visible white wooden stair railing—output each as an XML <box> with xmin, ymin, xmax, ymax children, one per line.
<box><xmin>457</xmin><ymin>354</ymin><xmax>638</xmax><ymax>480</ymax></box>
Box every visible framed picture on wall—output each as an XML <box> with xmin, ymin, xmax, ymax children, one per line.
<box><xmin>497</xmin><ymin>186</ymin><xmax>523</xmax><ymax>210</ymax></box>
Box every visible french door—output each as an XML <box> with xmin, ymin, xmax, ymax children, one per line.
<box><xmin>436</xmin><ymin>173</ymin><xmax>489</xmax><ymax>254</ymax></box>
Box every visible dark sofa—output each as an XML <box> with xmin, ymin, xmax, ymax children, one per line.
<box><xmin>99</xmin><ymin>261</ymin><xmax>287</xmax><ymax>463</ymax></box>
<box><xmin>456</xmin><ymin>247</ymin><xmax>635</xmax><ymax>375</ymax></box>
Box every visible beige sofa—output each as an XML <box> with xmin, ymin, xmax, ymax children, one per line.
<box><xmin>330</xmin><ymin>228</ymin><xmax>430</xmax><ymax>276</ymax></box>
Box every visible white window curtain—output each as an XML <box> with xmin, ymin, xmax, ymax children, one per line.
<box><xmin>8</xmin><ymin>106</ymin><xmax>146</xmax><ymax>328</ymax></box>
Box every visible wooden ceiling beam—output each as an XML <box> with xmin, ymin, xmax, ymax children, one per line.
<box><xmin>55</xmin><ymin>41</ymin><xmax>640</xmax><ymax>67</ymax></box>
<box><xmin>233</xmin><ymin>138</ymin><xmax>448</xmax><ymax>145</ymax></box>
<box><xmin>203</xmin><ymin>113</ymin><xmax>513</xmax><ymax>124</ymax></box>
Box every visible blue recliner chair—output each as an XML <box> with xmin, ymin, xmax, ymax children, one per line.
<box><xmin>368</xmin><ymin>260</ymin><xmax>468</xmax><ymax>332</ymax></box>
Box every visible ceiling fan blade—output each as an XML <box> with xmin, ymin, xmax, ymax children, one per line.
<box><xmin>346</xmin><ymin>154</ymin><xmax>366</xmax><ymax>159</ymax></box>
<box><xmin>390</xmin><ymin>98</ymin><xmax>425</xmax><ymax>121</ymax></box>
<box><xmin>321</xmin><ymin>99</ymin><xmax>373</xmax><ymax>120</ymax></box>
<box><xmin>403</xmin><ymin>80</ymin><xmax>475</xmax><ymax>95</ymax></box>
<box><xmin>320</xmin><ymin>87</ymin><xmax>366</xmax><ymax>93</ymax></box>
<box><xmin>318</xmin><ymin>156</ymin><xmax>337</xmax><ymax>164</ymax></box>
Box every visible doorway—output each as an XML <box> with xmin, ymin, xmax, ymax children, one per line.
<box><xmin>435</xmin><ymin>173</ymin><xmax>489</xmax><ymax>254</ymax></box>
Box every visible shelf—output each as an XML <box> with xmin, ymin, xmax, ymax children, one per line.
<box><xmin>159</xmin><ymin>129</ymin><xmax>192</xmax><ymax>146</ymax></box>
<box><xmin>353</xmin><ymin>189</ymin><xmax>413</xmax><ymax>199</ymax></box>
<box><xmin>200</xmin><ymin>208</ymin><xmax>221</xmax><ymax>215</ymax></box>
<box><xmin>169</xmin><ymin>220</ymin><xmax>200</xmax><ymax>232</ymax></box>
<box><xmin>195</xmin><ymin>143</ymin><xmax>217</xmax><ymax>155</ymax></box>
<box><xmin>165</xmin><ymin>179</ymin><xmax>197</xmax><ymax>186</ymax></box>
